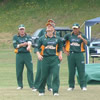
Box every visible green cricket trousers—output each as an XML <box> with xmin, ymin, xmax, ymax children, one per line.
<box><xmin>34</xmin><ymin>60</ymin><xmax>52</xmax><ymax>89</ymax></box>
<box><xmin>16</xmin><ymin>52</ymin><xmax>34</xmax><ymax>88</ymax></box>
<box><xmin>38</xmin><ymin>56</ymin><xmax>60</xmax><ymax>94</ymax></box>
<box><xmin>67</xmin><ymin>52</ymin><xmax>86</xmax><ymax>88</ymax></box>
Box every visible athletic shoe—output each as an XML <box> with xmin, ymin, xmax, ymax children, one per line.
<box><xmin>48</xmin><ymin>88</ymin><xmax>53</xmax><ymax>91</ymax></box>
<box><xmin>67</xmin><ymin>87</ymin><xmax>74</xmax><ymax>91</ymax></box>
<box><xmin>17</xmin><ymin>87</ymin><xmax>22</xmax><ymax>90</ymax></box>
<box><xmin>39</xmin><ymin>93</ymin><xmax>44</xmax><ymax>96</ymax></box>
<box><xmin>54</xmin><ymin>93</ymin><xmax>59</xmax><ymax>96</ymax></box>
<box><xmin>82</xmin><ymin>87</ymin><xmax>87</xmax><ymax>91</ymax></box>
<box><xmin>32</xmin><ymin>88</ymin><xmax>37</xmax><ymax>92</ymax></box>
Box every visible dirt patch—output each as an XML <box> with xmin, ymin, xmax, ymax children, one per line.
<box><xmin>0</xmin><ymin>33</ymin><xmax>13</xmax><ymax>48</ymax></box>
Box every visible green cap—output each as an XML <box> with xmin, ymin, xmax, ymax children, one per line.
<box><xmin>72</xmin><ymin>23</ymin><xmax>80</xmax><ymax>29</ymax></box>
<box><xmin>18</xmin><ymin>24</ymin><xmax>25</xmax><ymax>29</ymax></box>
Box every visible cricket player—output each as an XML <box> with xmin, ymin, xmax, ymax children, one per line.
<box><xmin>13</xmin><ymin>24</ymin><xmax>34</xmax><ymax>90</ymax></box>
<box><xmin>33</xmin><ymin>19</ymin><xmax>60</xmax><ymax>92</ymax></box>
<box><xmin>63</xmin><ymin>23</ymin><xmax>90</xmax><ymax>91</ymax></box>
<box><xmin>35</xmin><ymin>23</ymin><xmax>62</xmax><ymax>96</ymax></box>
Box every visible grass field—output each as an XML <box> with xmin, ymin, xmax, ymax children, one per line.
<box><xmin>0</xmin><ymin>48</ymin><xmax>100</xmax><ymax>100</ymax></box>
<box><xmin>1</xmin><ymin>86</ymin><xmax>100</xmax><ymax>100</ymax></box>
<box><xmin>0</xmin><ymin>0</ymin><xmax>100</xmax><ymax>49</ymax></box>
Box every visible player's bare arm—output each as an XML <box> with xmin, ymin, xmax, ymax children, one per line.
<box><xmin>36</xmin><ymin>52</ymin><xmax>43</xmax><ymax>60</ymax></box>
<box><xmin>78</xmin><ymin>35</ymin><xmax>88</xmax><ymax>45</ymax></box>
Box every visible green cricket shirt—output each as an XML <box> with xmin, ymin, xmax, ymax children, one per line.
<box><xmin>34</xmin><ymin>28</ymin><xmax>60</xmax><ymax>53</ymax></box>
<box><xmin>64</xmin><ymin>32</ymin><xmax>90</xmax><ymax>53</ymax></box>
<box><xmin>13</xmin><ymin>34</ymin><xmax>32</xmax><ymax>53</ymax></box>
<box><xmin>35</xmin><ymin>35</ymin><xmax>62</xmax><ymax>56</ymax></box>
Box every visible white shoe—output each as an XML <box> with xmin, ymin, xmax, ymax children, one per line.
<box><xmin>48</xmin><ymin>88</ymin><xmax>53</xmax><ymax>91</ymax></box>
<box><xmin>32</xmin><ymin>88</ymin><xmax>37</xmax><ymax>92</ymax></box>
<box><xmin>82</xmin><ymin>87</ymin><xmax>87</xmax><ymax>91</ymax></box>
<box><xmin>67</xmin><ymin>87</ymin><xmax>74</xmax><ymax>91</ymax></box>
<box><xmin>17</xmin><ymin>87</ymin><xmax>22</xmax><ymax>90</ymax></box>
<box><xmin>54</xmin><ymin>93</ymin><xmax>59</xmax><ymax>96</ymax></box>
<box><xmin>39</xmin><ymin>93</ymin><xmax>44</xmax><ymax>96</ymax></box>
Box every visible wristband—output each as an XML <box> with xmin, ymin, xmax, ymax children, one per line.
<box><xmin>28</xmin><ymin>41</ymin><xmax>32</xmax><ymax>45</ymax></box>
<box><xmin>17</xmin><ymin>44</ymin><xmax>20</xmax><ymax>48</ymax></box>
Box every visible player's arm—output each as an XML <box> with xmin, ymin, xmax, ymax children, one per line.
<box><xmin>63</xmin><ymin>33</ymin><xmax>70</xmax><ymax>55</ymax></box>
<box><xmin>36</xmin><ymin>52</ymin><xmax>43</xmax><ymax>60</ymax></box>
<box><xmin>63</xmin><ymin>47</ymin><xmax>69</xmax><ymax>56</ymax></box>
<box><xmin>58</xmin><ymin>38</ymin><xmax>63</xmax><ymax>61</ymax></box>
<box><xmin>78</xmin><ymin>35</ymin><xmax>87</xmax><ymax>45</ymax></box>
<box><xmin>18</xmin><ymin>42</ymin><xmax>28</xmax><ymax>48</ymax></box>
<box><xmin>13</xmin><ymin>36</ymin><xmax>18</xmax><ymax>49</ymax></box>
<box><xmin>78</xmin><ymin>34</ymin><xmax>90</xmax><ymax>46</ymax></box>
<box><xmin>26</xmin><ymin>36</ymin><xmax>32</xmax><ymax>51</ymax></box>
<box><xmin>35</xmin><ymin>37</ymin><xmax>43</xmax><ymax>60</ymax></box>
<box><xmin>58</xmin><ymin>51</ymin><xmax>62</xmax><ymax>61</ymax></box>
<box><xmin>13</xmin><ymin>36</ymin><xmax>28</xmax><ymax>49</ymax></box>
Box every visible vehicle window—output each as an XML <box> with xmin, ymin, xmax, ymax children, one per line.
<box><xmin>93</xmin><ymin>44</ymin><xmax>100</xmax><ymax>46</ymax></box>
<box><xmin>56</xmin><ymin>31</ymin><xmax>66</xmax><ymax>37</ymax></box>
<box><xmin>32</xmin><ymin>29</ymin><xmax>42</xmax><ymax>37</ymax></box>
<box><xmin>56</xmin><ymin>30</ymin><xmax>72</xmax><ymax>37</ymax></box>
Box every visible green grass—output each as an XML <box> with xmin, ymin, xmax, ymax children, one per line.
<box><xmin>0</xmin><ymin>49</ymin><xmax>100</xmax><ymax>100</ymax></box>
<box><xmin>0</xmin><ymin>0</ymin><xmax>100</xmax><ymax>49</ymax></box>
<box><xmin>0</xmin><ymin>0</ymin><xmax>100</xmax><ymax>33</ymax></box>
<box><xmin>0</xmin><ymin>86</ymin><xmax>100</xmax><ymax>100</ymax></box>
<box><xmin>0</xmin><ymin>0</ymin><xmax>100</xmax><ymax>48</ymax></box>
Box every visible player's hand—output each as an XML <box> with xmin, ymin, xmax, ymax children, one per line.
<box><xmin>63</xmin><ymin>48</ymin><xmax>69</xmax><ymax>56</ymax></box>
<box><xmin>38</xmin><ymin>54</ymin><xmax>43</xmax><ymax>60</ymax></box>
<box><xmin>23</xmin><ymin>42</ymin><xmax>28</xmax><ymax>46</ymax></box>
<box><xmin>19</xmin><ymin>42</ymin><xmax>28</xmax><ymax>48</ymax></box>
<box><xmin>59</xmin><ymin>55</ymin><xmax>62</xmax><ymax>61</ymax></box>
<box><xmin>38</xmin><ymin>55</ymin><xmax>43</xmax><ymax>60</ymax></box>
<box><xmin>27</xmin><ymin>46</ymin><xmax>31</xmax><ymax>51</ymax></box>
<box><xmin>64</xmin><ymin>51</ymin><xmax>69</xmax><ymax>56</ymax></box>
<box><xmin>36</xmin><ymin>52</ymin><xmax>43</xmax><ymax>60</ymax></box>
<box><xmin>20</xmin><ymin>42</ymin><xmax>28</xmax><ymax>47</ymax></box>
<box><xmin>78</xmin><ymin>35</ymin><xmax>83</xmax><ymax>39</ymax></box>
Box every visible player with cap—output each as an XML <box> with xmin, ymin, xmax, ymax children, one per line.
<box><xmin>13</xmin><ymin>24</ymin><xmax>34</xmax><ymax>90</ymax></box>
<box><xmin>35</xmin><ymin>22</ymin><xmax>62</xmax><ymax>96</ymax></box>
<box><xmin>63</xmin><ymin>23</ymin><xmax>90</xmax><ymax>91</ymax></box>
<box><xmin>37</xmin><ymin>19</ymin><xmax>60</xmax><ymax>37</ymax></box>
<box><xmin>33</xmin><ymin>19</ymin><xmax>58</xmax><ymax>92</ymax></box>
<box><xmin>48</xmin><ymin>19</ymin><xmax>60</xmax><ymax>37</ymax></box>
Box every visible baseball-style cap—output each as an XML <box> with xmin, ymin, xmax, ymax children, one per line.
<box><xmin>72</xmin><ymin>23</ymin><xmax>80</xmax><ymax>29</ymax></box>
<box><xmin>48</xmin><ymin>19</ymin><xmax>55</xmax><ymax>23</ymax></box>
<box><xmin>46</xmin><ymin>22</ymin><xmax>55</xmax><ymax>28</ymax></box>
<box><xmin>18</xmin><ymin>24</ymin><xmax>25</xmax><ymax>30</ymax></box>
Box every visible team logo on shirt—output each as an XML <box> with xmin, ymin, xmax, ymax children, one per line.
<box><xmin>70</xmin><ymin>42</ymin><xmax>80</xmax><ymax>46</ymax></box>
<box><xmin>19</xmin><ymin>40</ymin><xmax>26</xmax><ymax>43</ymax></box>
<box><xmin>47</xmin><ymin>41</ymin><xmax>56</xmax><ymax>45</ymax></box>
<box><xmin>45</xmin><ymin>45</ymin><xmax>56</xmax><ymax>49</ymax></box>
